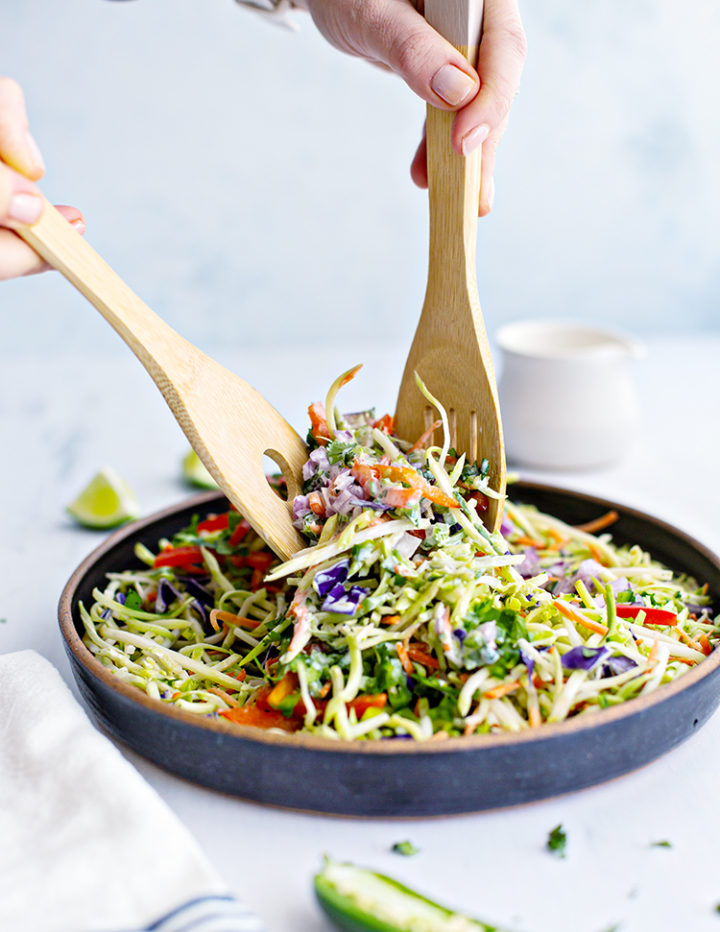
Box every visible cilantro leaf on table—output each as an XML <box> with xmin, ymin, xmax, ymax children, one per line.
<box><xmin>392</xmin><ymin>841</ymin><xmax>420</xmax><ymax>857</ymax></box>
<box><xmin>547</xmin><ymin>824</ymin><xmax>567</xmax><ymax>858</ymax></box>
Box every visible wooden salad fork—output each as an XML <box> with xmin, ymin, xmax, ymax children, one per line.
<box><xmin>19</xmin><ymin>200</ymin><xmax>307</xmax><ymax>560</ymax></box>
<box><xmin>394</xmin><ymin>0</ymin><xmax>506</xmax><ymax>531</ymax></box>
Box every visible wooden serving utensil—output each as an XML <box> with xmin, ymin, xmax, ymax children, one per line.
<box><xmin>394</xmin><ymin>0</ymin><xmax>506</xmax><ymax>531</ymax></box>
<box><xmin>19</xmin><ymin>200</ymin><xmax>307</xmax><ymax>560</ymax></box>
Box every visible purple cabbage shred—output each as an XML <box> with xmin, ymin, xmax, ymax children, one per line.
<box><xmin>314</xmin><ymin>560</ymin><xmax>350</xmax><ymax>597</ymax></box>
<box><xmin>321</xmin><ymin>584</ymin><xmax>368</xmax><ymax>615</ymax></box>
<box><xmin>561</xmin><ymin>645</ymin><xmax>609</xmax><ymax>671</ymax></box>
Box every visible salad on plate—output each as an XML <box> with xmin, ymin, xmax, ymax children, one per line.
<box><xmin>79</xmin><ymin>367</ymin><xmax>717</xmax><ymax>741</ymax></box>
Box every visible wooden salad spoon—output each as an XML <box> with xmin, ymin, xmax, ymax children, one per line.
<box><xmin>394</xmin><ymin>0</ymin><xmax>506</xmax><ymax>531</ymax></box>
<box><xmin>19</xmin><ymin>200</ymin><xmax>307</xmax><ymax>560</ymax></box>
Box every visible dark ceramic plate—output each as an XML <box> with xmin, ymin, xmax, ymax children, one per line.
<box><xmin>59</xmin><ymin>482</ymin><xmax>720</xmax><ymax>816</ymax></box>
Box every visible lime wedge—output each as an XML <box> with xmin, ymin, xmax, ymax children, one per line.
<box><xmin>67</xmin><ymin>467</ymin><xmax>140</xmax><ymax>529</ymax></box>
<box><xmin>181</xmin><ymin>448</ymin><xmax>219</xmax><ymax>490</ymax></box>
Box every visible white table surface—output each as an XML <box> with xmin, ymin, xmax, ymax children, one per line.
<box><xmin>2</xmin><ymin>334</ymin><xmax>719</xmax><ymax>932</ymax></box>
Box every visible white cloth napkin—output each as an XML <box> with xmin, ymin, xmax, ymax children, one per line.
<box><xmin>0</xmin><ymin>650</ymin><xmax>265</xmax><ymax>932</ymax></box>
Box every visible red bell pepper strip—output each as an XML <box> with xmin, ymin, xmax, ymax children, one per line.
<box><xmin>294</xmin><ymin>692</ymin><xmax>388</xmax><ymax>719</ymax></box>
<box><xmin>219</xmin><ymin>704</ymin><xmax>300</xmax><ymax>732</ymax></box>
<box><xmin>197</xmin><ymin>513</ymin><xmax>230</xmax><ymax>534</ymax></box>
<box><xmin>228</xmin><ymin>519</ymin><xmax>251</xmax><ymax>548</ymax></box>
<box><xmin>615</xmin><ymin>605</ymin><xmax>678</xmax><ymax>626</ymax></box>
<box><xmin>231</xmin><ymin>551</ymin><xmax>275</xmax><ymax>571</ymax></box>
<box><xmin>154</xmin><ymin>546</ymin><xmax>204</xmax><ymax>569</ymax></box>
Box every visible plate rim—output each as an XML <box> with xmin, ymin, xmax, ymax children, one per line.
<box><xmin>58</xmin><ymin>482</ymin><xmax>720</xmax><ymax>756</ymax></box>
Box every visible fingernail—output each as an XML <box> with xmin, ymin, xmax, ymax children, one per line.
<box><xmin>431</xmin><ymin>64</ymin><xmax>476</xmax><ymax>106</ymax></box>
<box><xmin>71</xmin><ymin>218</ymin><xmax>86</xmax><ymax>235</ymax></box>
<box><xmin>461</xmin><ymin>123</ymin><xmax>490</xmax><ymax>156</ymax></box>
<box><xmin>8</xmin><ymin>193</ymin><xmax>43</xmax><ymax>224</ymax></box>
<box><xmin>24</xmin><ymin>132</ymin><xmax>45</xmax><ymax>174</ymax></box>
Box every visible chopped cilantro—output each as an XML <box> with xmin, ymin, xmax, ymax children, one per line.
<box><xmin>392</xmin><ymin>841</ymin><xmax>420</xmax><ymax>857</ymax></box>
<box><xmin>651</xmin><ymin>840</ymin><xmax>672</xmax><ymax>848</ymax></box>
<box><xmin>123</xmin><ymin>590</ymin><xmax>143</xmax><ymax>611</ymax></box>
<box><xmin>547</xmin><ymin>824</ymin><xmax>567</xmax><ymax>858</ymax></box>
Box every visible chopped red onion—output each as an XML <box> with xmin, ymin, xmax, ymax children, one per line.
<box><xmin>293</xmin><ymin>495</ymin><xmax>311</xmax><ymax>521</ymax></box>
<box><xmin>516</xmin><ymin>547</ymin><xmax>541</xmax><ymax>579</ymax></box>
<box><xmin>500</xmin><ymin>515</ymin><xmax>516</xmax><ymax>537</ymax></box>
<box><xmin>394</xmin><ymin>532</ymin><xmax>422</xmax><ymax>560</ymax></box>
<box><xmin>302</xmin><ymin>448</ymin><xmax>330</xmax><ymax>481</ymax></box>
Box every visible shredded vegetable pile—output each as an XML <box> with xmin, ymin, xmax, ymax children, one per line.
<box><xmin>80</xmin><ymin>367</ymin><xmax>717</xmax><ymax>741</ymax></box>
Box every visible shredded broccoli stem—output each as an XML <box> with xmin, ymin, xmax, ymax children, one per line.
<box><xmin>79</xmin><ymin>373</ymin><xmax>717</xmax><ymax>741</ymax></box>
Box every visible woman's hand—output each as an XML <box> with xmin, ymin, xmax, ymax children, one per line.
<box><xmin>0</xmin><ymin>76</ymin><xmax>84</xmax><ymax>281</ymax></box>
<box><xmin>300</xmin><ymin>0</ymin><xmax>526</xmax><ymax>216</ymax></box>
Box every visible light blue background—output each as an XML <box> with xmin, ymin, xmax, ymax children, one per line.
<box><xmin>2</xmin><ymin>0</ymin><xmax>718</xmax><ymax>361</ymax></box>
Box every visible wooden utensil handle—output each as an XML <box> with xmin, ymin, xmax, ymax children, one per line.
<box><xmin>425</xmin><ymin>0</ymin><xmax>484</xmax><ymax>297</ymax></box>
<box><xmin>18</xmin><ymin>199</ymin><xmax>191</xmax><ymax>384</ymax></box>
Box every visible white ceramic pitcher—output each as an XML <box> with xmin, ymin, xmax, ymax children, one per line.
<box><xmin>496</xmin><ymin>319</ymin><xmax>644</xmax><ymax>470</ymax></box>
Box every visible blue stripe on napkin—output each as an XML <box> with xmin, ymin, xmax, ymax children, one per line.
<box><xmin>141</xmin><ymin>894</ymin><xmax>265</xmax><ymax>932</ymax></box>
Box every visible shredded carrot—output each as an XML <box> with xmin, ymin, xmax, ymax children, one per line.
<box><xmin>513</xmin><ymin>535</ymin><xmax>546</xmax><ymax>549</ymax></box>
<box><xmin>409</xmin><ymin>419</ymin><xmax>442</xmax><ymax>452</ymax></box>
<box><xmin>373</xmin><ymin>413</ymin><xmax>394</xmax><ymax>434</ymax></box>
<box><xmin>574</xmin><ymin>510</ymin><xmax>619</xmax><ymax>534</ymax></box>
<box><xmin>554</xmin><ymin>599</ymin><xmax>609</xmax><ymax>636</ymax></box>
<box><xmin>587</xmin><ymin>541</ymin><xmax>607</xmax><ymax>566</ymax></box>
<box><xmin>484</xmin><ymin>680</ymin><xmax>521</xmax><ymax>700</ymax></box>
<box><xmin>207</xmin><ymin>687</ymin><xmax>240</xmax><ymax>708</ymax></box>
<box><xmin>379</xmin><ymin>614</ymin><xmax>401</xmax><ymax>626</ymax></box>
<box><xmin>396</xmin><ymin>641</ymin><xmax>414</xmax><ymax>676</ymax></box>
<box><xmin>528</xmin><ymin>706</ymin><xmax>541</xmax><ymax>728</ymax></box>
<box><xmin>209</xmin><ymin>608</ymin><xmax>261</xmax><ymax>631</ymax></box>
<box><xmin>677</xmin><ymin>628</ymin><xmax>704</xmax><ymax>653</ymax></box>
<box><xmin>308</xmin><ymin>402</ymin><xmax>330</xmax><ymax>446</ymax></box>
<box><xmin>318</xmin><ymin>681</ymin><xmax>332</xmax><ymax>698</ymax></box>
<box><xmin>307</xmin><ymin>491</ymin><xmax>325</xmax><ymax>516</ymax></box>
<box><xmin>545</xmin><ymin>527</ymin><xmax>568</xmax><ymax>547</ymax></box>
<box><xmin>406</xmin><ymin>645</ymin><xmax>440</xmax><ymax>670</ymax></box>
<box><xmin>699</xmin><ymin>634</ymin><xmax>713</xmax><ymax>656</ymax></box>
<box><xmin>352</xmin><ymin>460</ymin><xmax>458</xmax><ymax>510</ymax></box>
<box><xmin>648</xmin><ymin>636</ymin><xmax>659</xmax><ymax>663</ymax></box>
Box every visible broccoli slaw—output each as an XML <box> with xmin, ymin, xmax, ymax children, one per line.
<box><xmin>79</xmin><ymin>367</ymin><xmax>717</xmax><ymax>741</ymax></box>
